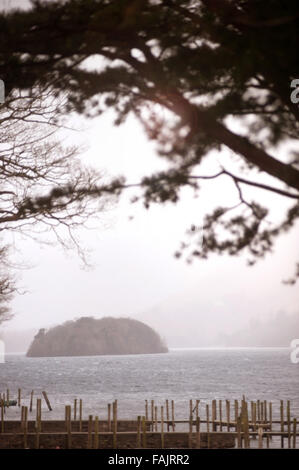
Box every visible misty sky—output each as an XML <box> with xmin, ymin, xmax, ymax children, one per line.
<box><xmin>1</xmin><ymin>0</ymin><xmax>299</xmax><ymax>347</ymax></box>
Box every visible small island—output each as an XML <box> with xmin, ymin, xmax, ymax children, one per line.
<box><xmin>26</xmin><ymin>316</ymin><xmax>168</xmax><ymax>357</ymax></box>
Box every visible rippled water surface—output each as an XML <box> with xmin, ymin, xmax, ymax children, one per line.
<box><xmin>0</xmin><ymin>349</ymin><xmax>298</xmax><ymax>421</ymax></box>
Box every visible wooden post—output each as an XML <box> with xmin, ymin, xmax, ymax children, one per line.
<box><xmin>196</xmin><ymin>400</ymin><xmax>200</xmax><ymax>422</ymax></box>
<box><xmin>87</xmin><ymin>415</ymin><xmax>93</xmax><ymax>449</ymax></box>
<box><xmin>253</xmin><ymin>402</ymin><xmax>257</xmax><ymax>434</ymax></box>
<box><xmin>1</xmin><ymin>398</ymin><xmax>4</xmax><ymax>433</ymax></box>
<box><xmin>293</xmin><ymin>418</ymin><xmax>297</xmax><ymax>449</ymax></box>
<box><xmin>264</xmin><ymin>400</ymin><xmax>267</xmax><ymax>423</ymax></box>
<box><xmin>237</xmin><ymin>416</ymin><xmax>242</xmax><ymax>448</ymax></box>
<box><xmin>212</xmin><ymin>399</ymin><xmax>217</xmax><ymax>431</ymax></box>
<box><xmin>155</xmin><ymin>406</ymin><xmax>158</xmax><ymax>432</ymax></box>
<box><xmin>18</xmin><ymin>388</ymin><xmax>21</xmax><ymax>407</ymax></box>
<box><xmin>243</xmin><ymin>401</ymin><xmax>250</xmax><ymax>448</ymax></box>
<box><xmin>151</xmin><ymin>400</ymin><xmax>154</xmax><ymax>431</ymax></box>
<box><xmin>257</xmin><ymin>399</ymin><xmax>260</xmax><ymax>422</ymax></box>
<box><xmin>234</xmin><ymin>400</ymin><xmax>238</xmax><ymax>431</ymax></box>
<box><xmin>113</xmin><ymin>401</ymin><xmax>117</xmax><ymax>448</ymax></box>
<box><xmin>206</xmin><ymin>404</ymin><xmax>210</xmax><ymax>449</ymax></box>
<box><xmin>226</xmin><ymin>400</ymin><xmax>230</xmax><ymax>431</ymax></box>
<box><xmin>145</xmin><ymin>400</ymin><xmax>148</xmax><ymax>421</ymax></box>
<box><xmin>261</xmin><ymin>402</ymin><xmax>265</xmax><ymax>423</ymax></box>
<box><xmin>189</xmin><ymin>403</ymin><xmax>193</xmax><ymax>449</ymax></box>
<box><xmin>79</xmin><ymin>399</ymin><xmax>83</xmax><ymax>432</ymax></box>
<box><xmin>161</xmin><ymin>407</ymin><xmax>164</xmax><ymax>449</ymax></box>
<box><xmin>196</xmin><ymin>417</ymin><xmax>200</xmax><ymax>449</ymax></box>
<box><xmin>269</xmin><ymin>402</ymin><xmax>272</xmax><ymax>434</ymax></box>
<box><xmin>280</xmin><ymin>400</ymin><xmax>284</xmax><ymax>448</ymax></box>
<box><xmin>35</xmin><ymin>399</ymin><xmax>41</xmax><ymax>449</ymax></box>
<box><xmin>42</xmin><ymin>391</ymin><xmax>52</xmax><ymax>411</ymax></box>
<box><xmin>142</xmin><ymin>415</ymin><xmax>147</xmax><ymax>449</ymax></box>
<box><xmin>66</xmin><ymin>405</ymin><xmax>72</xmax><ymax>449</ymax></box>
<box><xmin>36</xmin><ymin>398</ymin><xmax>42</xmax><ymax>431</ymax></box>
<box><xmin>171</xmin><ymin>400</ymin><xmax>175</xmax><ymax>431</ymax></box>
<box><xmin>258</xmin><ymin>426</ymin><xmax>263</xmax><ymax>449</ymax></box>
<box><xmin>166</xmin><ymin>399</ymin><xmax>169</xmax><ymax>432</ymax></box>
<box><xmin>23</xmin><ymin>406</ymin><xmax>28</xmax><ymax>448</ymax></box>
<box><xmin>137</xmin><ymin>416</ymin><xmax>141</xmax><ymax>448</ymax></box>
<box><xmin>6</xmin><ymin>389</ymin><xmax>9</xmax><ymax>408</ymax></box>
<box><xmin>108</xmin><ymin>403</ymin><xmax>111</xmax><ymax>432</ymax></box>
<box><xmin>29</xmin><ymin>390</ymin><xmax>34</xmax><ymax>413</ymax></box>
<box><xmin>74</xmin><ymin>399</ymin><xmax>77</xmax><ymax>421</ymax></box>
<box><xmin>21</xmin><ymin>405</ymin><xmax>24</xmax><ymax>431</ymax></box>
<box><xmin>287</xmin><ymin>400</ymin><xmax>291</xmax><ymax>448</ymax></box>
<box><xmin>219</xmin><ymin>400</ymin><xmax>223</xmax><ymax>432</ymax></box>
<box><xmin>94</xmin><ymin>416</ymin><xmax>99</xmax><ymax>449</ymax></box>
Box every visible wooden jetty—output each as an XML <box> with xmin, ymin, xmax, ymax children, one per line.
<box><xmin>0</xmin><ymin>391</ymin><xmax>298</xmax><ymax>449</ymax></box>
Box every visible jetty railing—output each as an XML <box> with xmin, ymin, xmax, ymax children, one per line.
<box><xmin>0</xmin><ymin>390</ymin><xmax>298</xmax><ymax>449</ymax></box>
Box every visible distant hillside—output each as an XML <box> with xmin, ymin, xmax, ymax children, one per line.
<box><xmin>136</xmin><ymin>277</ymin><xmax>299</xmax><ymax>348</ymax></box>
<box><xmin>219</xmin><ymin>312</ymin><xmax>299</xmax><ymax>347</ymax></box>
<box><xmin>26</xmin><ymin>316</ymin><xmax>168</xmax><ymax>357</ymax></box>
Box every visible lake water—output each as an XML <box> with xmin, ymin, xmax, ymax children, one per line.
<box><xmin>1</xmin><ymin>348</ymin><xmax>298</xmax><ymax>424</ymax></box>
